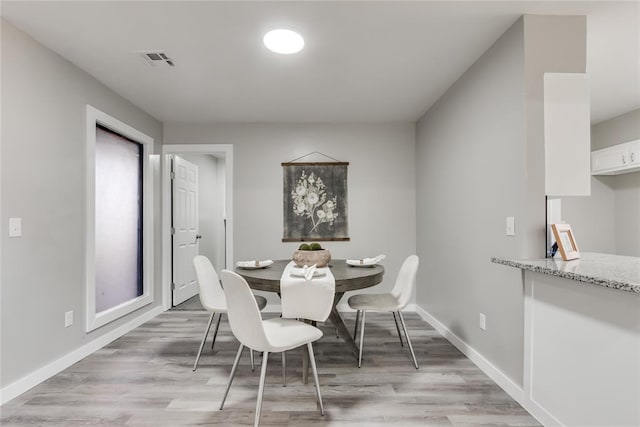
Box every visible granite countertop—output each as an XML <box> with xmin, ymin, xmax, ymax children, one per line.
<box><xmin>491</xmin><ymin>252</ymin><xmax>640</xmax><ymax>294</ymax></box>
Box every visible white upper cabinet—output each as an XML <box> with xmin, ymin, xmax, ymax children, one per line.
<box><xmin>544</xmin><ymin>73</ymin><xmax>591</xmax><ymax>197</ymax></box>
<box><xmin>592</xmin><ymin>139</ymin><xmax>640</xmax><ymax>175</ymax></box>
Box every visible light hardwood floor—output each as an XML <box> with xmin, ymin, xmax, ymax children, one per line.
<box><xmin>1</xmin><ymin>311</ymin><xmax>540</xmax><ymax>426</ymax></box>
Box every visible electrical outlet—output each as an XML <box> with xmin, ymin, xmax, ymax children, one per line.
<box><xmin>479</xmin><ymin>313</ymin><xmax>486</xmax><ymax>331</ymax></box>
<box><xmin>506</xmin><ymin>216</ymin><xmax>515</xmax><ymax>236</ymax></box>
<box><xmin>65</xmin><ymin>311</ymin><xmax>73</xmax><ymax>328</ymax></box>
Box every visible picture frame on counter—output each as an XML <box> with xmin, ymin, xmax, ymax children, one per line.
<box><xmin>551</xmin><ymin>223</ymin><xmax>580</xmax><ymax>261</ymax></box>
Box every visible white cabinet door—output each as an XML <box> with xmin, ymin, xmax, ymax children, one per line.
<box><xmin>629</xmin><ymin>140</ymin><xmax>640</xmax><ymax>168</ymax></box>
<box><xmin>592</xmin><ymin>139</ymin><xmax>640</xmax><ymax>175</ymax></box>
<box><xmin>544</xmin><ymin>73</ymin><xmax>591</xmax><ymax>196</ymax></box>
<box><xmin>591</xmin><ymin>144</ymin><xmax>630</xmax><ymax>174</ymax></box>
<box><xmin>172</xmin><ymin>156</ymin><xmax>200</xmax><ymax>306</ymax></box>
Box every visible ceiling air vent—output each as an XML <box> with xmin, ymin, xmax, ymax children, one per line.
<box><xmin>140</xmin><ymin>51</ymin><xmax>175</xmax><ymax>68</ymax></box>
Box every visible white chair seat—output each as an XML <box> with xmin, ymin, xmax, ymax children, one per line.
<box><xmin>203</xmin><ymin>295</ymin><xmax>267</xmax><ymax>314</ymax></box>
<box><xmin>347</xmin><ymin>255</ymin><xmax>420</xmax><ymax>369</ymax></box>
<box><xmin>261</xmin><ymin>318</ymin><xmax>323</xmax><ymax>352</ymax></box>
<box><xmin>347</xmin><ymin>293</ymin><xmax>400</xmax><ymax>312</ymax></box>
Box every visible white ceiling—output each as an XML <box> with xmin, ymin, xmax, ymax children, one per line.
<box><xmin>2</xmin><ymin>1</ymin><xmax>638</xmax><ymax>124</ymax></box>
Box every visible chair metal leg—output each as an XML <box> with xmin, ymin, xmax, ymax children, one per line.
<box><xmin>307</xmin><ymin>343</ymin><xmax>325</xmax><ymax>416</ymax></box>
<box><xmin>282</xmin><ymin>352</ymin><xmax>286</xmax><ymax>386</ymax></box>
<box><xmin>398</xmin><ymin>311</ymin><xmax>419</xmax><ymax>369</ymax></box>
<box><xmin>358</xmin><ymin>310</ymin><xmax>366</xmax><ymax>368</ymax></box>
<box><xmin>353</xmin><ymin>310</ymin><xmax>361</xmax><ymax>340</ymax></box>
<box><xmin>255</xmin><ymin>351</ymin><xmax>269</xmax><ymax>427</ymax></box>
<box><xmin>193</xmin><ymin>312</ymin><xmax>216</xmax><ymax>371</ymax></box>
<box><xmin>250</xmin><ymin>350</ymin><xmax>255</xmax><ymax>372</ymax></box>
<box><xmin>220</xmin><ymin>344</ymin><xmax>245</xmax><ymax>409</ymax></box>
<box><xmin>211</xmin><ymin>313</ymin><xmax>223</xmax><ymax>349</ymax></box>
<box><xmin>392</xmin><ymin>311</ymin><xmax>404</xmax><ymax>347</ymax></box>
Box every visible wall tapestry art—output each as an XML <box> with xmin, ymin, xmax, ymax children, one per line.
<box><xmin>282</xmin><ymin>161</ymin><xmax>349</xmax><ymax>242</ymax></box>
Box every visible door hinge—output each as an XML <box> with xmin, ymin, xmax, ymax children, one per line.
<box><xmin>171</xmin><ymin>282</ymin><xmax>176</xmax><ymax>290</ymax></box>
<box><xmin>170</xmin><ymin>171</ymin><xmax>175</xmax><ymax>180</ymax></box>
<box><xmin>171</xmin><ymin>227</ymin><xmax>175</xmax><ymax>235</ymax></box>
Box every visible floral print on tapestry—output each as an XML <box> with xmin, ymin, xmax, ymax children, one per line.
<box><xmin>282</xmin><ymin>162</ymin><xmax>349</xmax><ymax>241</ymax></box>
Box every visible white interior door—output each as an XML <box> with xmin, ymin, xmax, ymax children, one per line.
<box><xmin>172</xmin><ymin>156</ymin><xmax>200</xmax><ymax>306</ymax></box>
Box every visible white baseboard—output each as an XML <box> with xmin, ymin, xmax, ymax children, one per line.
<box><xmin>0</xmin><ymin>305</ymin><xmax>165</xmax><ymax>405</ymax></box>
<box><xmin>414</xmin><ymin>304</ymin><xmax>559</xmax><ymax>427</ymax></box>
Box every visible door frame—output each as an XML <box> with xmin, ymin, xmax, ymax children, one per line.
<box><xmin>161</xmin><ymin>144</ymin><xmax>234</xmax><ymax>310</ymax></box>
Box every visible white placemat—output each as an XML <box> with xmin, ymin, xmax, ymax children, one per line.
<box><xmin>280</xmin><ymin>261</ymin><xmax>335</xmax><ymax>322</ymax></box>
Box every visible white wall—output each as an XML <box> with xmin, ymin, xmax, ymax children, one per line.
<box><xmin>1</xmin><ymin>20</ymin><xmax>163</xmax><ymax>389</ymax></box>
<box><xmin>558</xmin><ymin>177</ymin><xmax>616</xmax><ymax>253</ymax></box>
<box><xmin>600</xmin><ymin>110</ymin><xmax>640</xmax><ymax>256</ymax></box>
<box><xmin>562</xmin><ymin>109</ymin><xmax>640</xmax><ymax>256</ymax></box>
<box><xmin>415</xmin><ymin>15</ymin><xmax>586</xmax><ymax>388</ymax></box>
<box><xmin>416</xmin><ymin>19</ymin><xmax>528</xmax><ymax>386</ymax></box>
<box><xmin>523</xmin><ymin>15</ymin><xmax>587</xmax><ymax>257</ymax></box>
<box><xmin>614</xmin><ymin>172</ymin><xmax>640</xmax><ymax>256</ymax></box>
<box><xmin>163</xmin><ymin>123</ymin><xmax>416</xmax><ymax>306</ymax></box>
<box><xmin>215</xmin><ymin>158</ymin><xmax>227</xmax><ymax>270</ymax></box>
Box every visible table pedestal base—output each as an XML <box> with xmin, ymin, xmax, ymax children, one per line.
<box><xmin>302</xmin><ymin>292</ymin><xmax>358</xmax><ymax>384</ymax></box>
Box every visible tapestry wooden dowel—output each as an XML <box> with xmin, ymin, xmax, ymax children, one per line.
<box><xmin>286</xmin><ymin>151</ymin><xmax>343</xmax><ymax>164</ymax></box>
<box><xmin>281</xmin><ymin>162</ymin><xmax>349</xmax><ymax>166</ymax></box>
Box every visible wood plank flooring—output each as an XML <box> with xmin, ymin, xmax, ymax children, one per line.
<box><xmin>1</xmin><ymin>312</ymin><xmax>540</xmax><ymax>426</ymax></box>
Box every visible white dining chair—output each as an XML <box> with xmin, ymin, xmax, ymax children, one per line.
<box><xmin>219</xmin><ymin>270</ymin><xmax>325</xmax><ymax>427</ymax></box>
<box><xmin>192</xmin><ymin>255</ymin><xmax>267</xmax><ymax>371</ymax></box>
<box><xmin>348</xmin><ymin>254</ymin><xmax>420</xmax><ymax>369</ymax></box>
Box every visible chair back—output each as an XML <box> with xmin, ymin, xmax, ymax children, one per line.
<box><xmin>390</xmin><ymin>255</ymin><xmax>419</xmax><ymax>309</ymax></box>
<box><xmin>193</xmin><ymin>255</ymin><xmax>226</xmax><ymax>312</ymax></box>
<box><xmin>220</xmin><ymin>270</ymin><xmax>270</xmax><ymax>351</ymax></box>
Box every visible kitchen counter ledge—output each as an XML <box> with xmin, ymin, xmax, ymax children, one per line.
<box><xmin>491</xmin><ymin>252</ymin><xmax>640</xmax><ymax>294</ymax></box>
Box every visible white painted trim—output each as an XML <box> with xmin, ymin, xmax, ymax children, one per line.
<box><xmin>415</xmin><ymin>304</ymin><xmax>561</xmax><ymax>427</ymax></box>
<box><xmin>85</xmin><ymin>105</ymin><xmax>154</xmax><ymax>332</ymax></box>
<box><xmin>523</xmin><ymin>276</ymin><xmax>534</xmax><ymax>402</ymax></box>
<box><xmin>0</xmin><ymin>52</ymin><xmax>3</xmax><ymax>402</ymax></box>
<box><xmin>161</xmin><ymin>144</ymin><xmax>234</xmax><ymax>310</ymax></box>
<box><xmin>415</xmin><ymin>305</ymin><xmax>524</xmax><ymax>398</ymax></box>
<box><xmin>0</xmin><ymin>305</ymin><xmax>164</xmax><ymax>405</ymax></box>
<box><xmin>161</xmin><ymin>153</ymin><xmax>173</xmax><ymax>310</ymax></box>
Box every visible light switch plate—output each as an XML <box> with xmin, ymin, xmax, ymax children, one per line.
<box><xmin>65</xmin><ymin>311</ymin><xmax>73</xmax><ymax>328</ymax></box>
<box><xmin>506</xmin><ymin>216</ymin><xmax>515</xmax><ymax>236</ymax></box>
<box><xmin>9</xmin><ymin>218</ymin><xmax>22</xmax><ymax>237</ymax></box>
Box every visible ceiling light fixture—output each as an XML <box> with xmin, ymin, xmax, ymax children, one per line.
<box><xmin>263</xmin><ymin>29</ymin><xmax>304</xmax><ymax>54</ymax></box>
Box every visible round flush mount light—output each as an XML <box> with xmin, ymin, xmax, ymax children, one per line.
<box><xmin>263</xmin><ymin>29</ymin><xmax>304</xmax><ymax>54</ymax></box>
